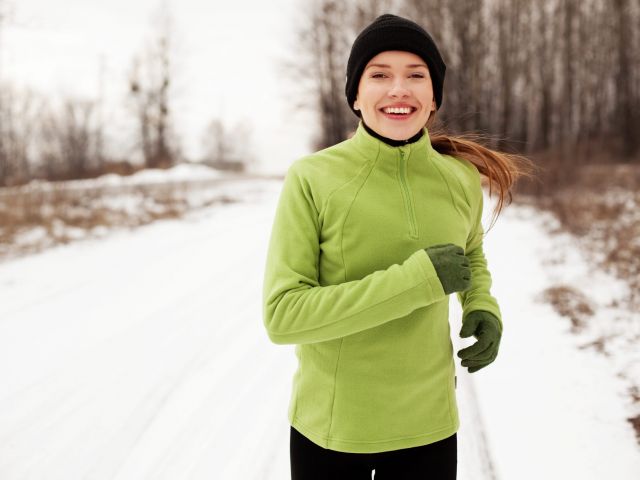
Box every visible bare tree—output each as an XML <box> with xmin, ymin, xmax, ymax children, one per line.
<box><xmin>286</xmin><ymin>0</ymin><xmax>352</xmax><ymax>149</ymax></box>
<box><xmin>201</xmin><ymin>119</ymin><xmax>232</xmax><ymax>169</ymax></box>
<box><xmin>0</xmin><ymin>0</ymin><xmax>16</xmax><ymax>185</ymax></box>
<box><xmin>613</xmin><ymin>0</ymin><xmax>639</xmax><ymax>157</ymax></box>
<box><xmin>95</xmin><ymin>53</ymin><xmax>107</xmax><ymax>172</ymax></box>
<box><xmin>0</xmin><ymin>84</ymin><xmax>41</xmax><ymax>186</ymax></box>
<box><xmin>530</xmin><ymin>1</ymin><xmax>555</xmax><ymax>151</ymax></box>
<box><xmin>127</xmin><ymin>1</ymin><xmax>179</xmax><ymax>169</ymax></box>
<box><xmin>37</xmin><ymin>96</ymin><xmax>102</xmax><ymax>181</ymax></box>
<box><xmin>200</xmin><ymin>118</ymin><xmax>256</xmax><ymax>173</ymax></box>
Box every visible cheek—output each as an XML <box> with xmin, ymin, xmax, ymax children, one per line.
<box><xmin>418</xmin><ymin>91</ymin><xmax>434</xmax><ymax>108</ymax></box>
<box><xmin>359</xmin><ymin>83</ymin><xmax>386</xmax><ymax>101</ymax></box>
<box><xmin>359</xmin><ymin>98</ymin><xmax>379</xmax><ymax>112</ymax></box>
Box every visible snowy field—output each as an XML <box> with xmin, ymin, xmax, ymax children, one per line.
<box><xmin>0</xmin><ymin>176</ymin><xmax>639</xmax><ymax>479</ymax></box>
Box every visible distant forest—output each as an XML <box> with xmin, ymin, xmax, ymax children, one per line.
<box><xmin>1</xmin><ymin>0</ymin><xmax>638</xmax><ymax>187</ymax></box>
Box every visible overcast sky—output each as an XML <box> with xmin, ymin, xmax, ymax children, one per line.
<box><xmin>2</xmin><ymin>0</ymin><xmax>316</xmax><ymax>174</ymax></box>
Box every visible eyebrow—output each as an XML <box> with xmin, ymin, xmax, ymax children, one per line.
<box><xmin>365</xmin><ymin>63</ymin><xmax>428</xmax><ymax>69</ymax></box>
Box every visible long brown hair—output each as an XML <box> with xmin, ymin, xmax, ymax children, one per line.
<box><xmin>426</xmin><ymin>113</ymin><xmax>537</xmax><ymax>232</ymax></box>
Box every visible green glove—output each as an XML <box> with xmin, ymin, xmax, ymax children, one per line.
<box><xmin>457</xmin><ymin>310</ymin><xmax>502</xmax><ymax>373</ymax></box>
<box><xmin>424</xmin><ymin>243</ymin><xmax>471</xmax><ymax>295</ymax></box>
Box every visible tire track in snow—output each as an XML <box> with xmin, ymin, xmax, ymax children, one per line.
<box><xmin>457</xmin><ymin>370</ymin><xmax>500</xmax><ymax>480</ymax></box>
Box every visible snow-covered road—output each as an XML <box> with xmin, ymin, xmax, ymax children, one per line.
<box><xmin>0</xmin><ymin>178</ymin><xmax>638</xmax><ymax>479</ymax></box>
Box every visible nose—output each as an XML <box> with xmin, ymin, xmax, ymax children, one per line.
<box><xmin>388</xmin><ymin>77</ymin><xmax>411</xmax><ymax>97</ymax></box>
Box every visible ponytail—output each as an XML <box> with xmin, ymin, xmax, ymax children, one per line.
<box><xmin>427</xmin><ymin>114</ymin><xmax>538</xmax><ymax>231</ymax></box>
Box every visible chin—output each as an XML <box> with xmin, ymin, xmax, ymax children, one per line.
<box><xmin>380</xmin><ymin>124</ymin><xmax>422</xmax><ymax>141</ymax></box>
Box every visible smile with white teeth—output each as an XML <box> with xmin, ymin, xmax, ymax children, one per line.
<box><xmin>382</xmin><ymin>107</ymin><xmax>415</xmax><ymax>114</ymax></box>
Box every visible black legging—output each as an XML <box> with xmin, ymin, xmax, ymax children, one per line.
<box><xmin>290</xmin><ymin>426</ymin><xmax>457</xmax><ymax>479</ymax></box>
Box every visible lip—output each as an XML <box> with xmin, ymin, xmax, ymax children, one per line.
<box><xmin>380</xmin><ymin>104</ymin><xmax>417</xmax><ymax>109</ymax></box>
<box><xmin>379</xmin><ymin>105</ymin><xmax>418</xmax><ymax>120</ymax></box>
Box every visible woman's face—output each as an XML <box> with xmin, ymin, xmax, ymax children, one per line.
<box><xmin>354</xmin><ymin>50</ymin><xmax>436</xmax><ymax>140</ymax></box>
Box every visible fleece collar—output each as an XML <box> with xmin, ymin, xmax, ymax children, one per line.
<box><xmin>350</xmin><ymin>120</ymin><xmax>434</xmax><ymax>161</ymax></box>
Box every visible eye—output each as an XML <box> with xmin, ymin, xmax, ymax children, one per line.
<box><xmin>411</xmin><ymin>73</ymin><xmax>425</xmax><ymax>78</ymax></box>
<box><xmin>371</xmin><ymin>73</ymin><xmax>387</xmax><ymax>78</ymax></box>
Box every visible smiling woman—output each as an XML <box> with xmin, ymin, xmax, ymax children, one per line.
<box><xmin>262</xmin><ymin>12</ymin><xmax>534</xmax><ymax>480</ymax></box>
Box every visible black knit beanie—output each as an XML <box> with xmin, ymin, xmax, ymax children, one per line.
<box><xmin>345</xmin><ymin>13</ymin><xmax>446</xmax><ymax>118</ymax></box>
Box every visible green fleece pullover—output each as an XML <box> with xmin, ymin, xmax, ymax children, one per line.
<box><xmin>262</xmin><ymin>120</ymin><xmax>502</xmax><ymax>453</ymax></box>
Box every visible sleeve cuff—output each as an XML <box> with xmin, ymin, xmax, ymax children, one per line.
<box><xmin>415</xmin><ymin>249</ymin><xmax>447</xmax><ymax>300</ymax></box>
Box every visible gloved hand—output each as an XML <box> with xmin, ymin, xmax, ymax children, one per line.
<box><xmin>457</xmin><ymin>310</ymin><xmax>502</xmax><ymax>373</ymax></box>
<box><xmin>424</xmin><ymin>243</ymin><xmax>471</xmax><ymax>295</ymax></box>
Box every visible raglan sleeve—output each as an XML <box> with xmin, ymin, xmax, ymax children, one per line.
<box><xmin>456</xmin><ymin>167</ymin><xmax>503</xmax><ymax>331</ymax></box>
<box><xmin>262</xmin><ymin>162</ymin><xmax>447</xmax><ymax>345</ymax></box>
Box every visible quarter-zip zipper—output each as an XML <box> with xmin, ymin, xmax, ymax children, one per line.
<box><xmin>397</xmin><ymin>147</ymin><xmax>419</xmax><ymax>239</ymax></box>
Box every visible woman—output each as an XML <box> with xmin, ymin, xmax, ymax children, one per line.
<box><xmin>262</xmin><ymin>13</ymin><xmax>533</xmax><ymax>479</ymax></box>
